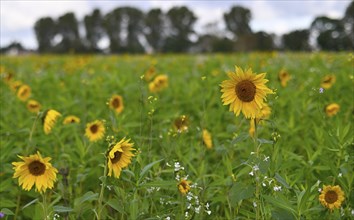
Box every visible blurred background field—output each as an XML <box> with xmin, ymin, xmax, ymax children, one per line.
<box><xmin>0</xmin><ymin>52</ymin><xmax>353</xmax><ymax>219</ymax></box>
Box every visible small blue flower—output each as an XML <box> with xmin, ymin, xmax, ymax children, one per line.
<box><xmin>0</xmin><ymin>212</ymin><xmax>5</xmax><ymax>218</ymax></box>
<box><xmin>319</xmin><ymin>88</ymin><xmax>324</xmax><ymax>93</ymax></box>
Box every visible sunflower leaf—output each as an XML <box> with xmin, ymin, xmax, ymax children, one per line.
<box><xmin>53</xmin><ymin>205</ymin><xmax>73</xmax><ymax>213</ymax></box>
<box><xmin>74</xmin><ymin>191</ymin><xmax>98</xmax><ymax>207</ymax></box>
<box><xmin>138</xmin><ymin>159</ymin><xmax>164</xmax><ymax>183</ymax></box>
<box><xmin>22</xmin><ymin>198</ymin><xmax>38</xmax><ymax>210</ymax></box>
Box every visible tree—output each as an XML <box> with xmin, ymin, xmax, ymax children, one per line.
<box><xmin>311</xmin><ymin>16</ymin><xmax>352</xmax><ymax>50</ymax></box>
<box><xmin>163</xmin><ymin>6</ymin><xmax>197</xmax><ymax>52</ymax></box>
<box><xmin>342</xmin><ymin>1</ymin><xmax>354</xmax><ymax>47</ymax></box>
<box><xmin>34</xmin><ymin>17</ymin><xmax>57</xmax><ymax>53</ymax></box>
<box><xmin>56</xmin><ymin>12</ymin><xmax>82</xmax><ymax>53</ymax></box>
<box><xmin>84</xmin><ymin>9</ymin><xmax>105</xmax><ymax>52</ymax></box>
<box><xmin>104</xmin><ymin>7</ymin><xmax>145</xmax><ymax>53</ymax></box>
<box><xmin>282</xmin><ymin>30</ymin><xmax>310</xmax><ymax>51</ymax></box>
<box><xmin>223</xmin><ymin>6</ymin><xmax>252</xmax><ymax>38</ymax></box>
<box><xmin>145</xmin><ymin>8</ymin><xmax>165</xmax><ymax>53</ymax></box>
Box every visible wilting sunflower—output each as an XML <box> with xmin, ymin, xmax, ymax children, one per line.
<box><xmin>278</xmin><ymin>69</ymin><xmax>291</xmax><ymax>87</ymax></box>
<box><xmin>17</xmin><ymin>84</ymin><xmax>31</xmax><ymax>101</ymax></box>
<box><xmin>63</xmin><ymin>115</ymin><xmax>80</xmax><ymax>124</ymax></box>
<box><xmin>325</xmin><ymin>103</ymin><xmax>340</xmax><ymax>117</ymax></box>
<box><xmin>174</xmin><ymin>115</ymin><xmax>189</xmax><ymax>133</ymax></box>
<box><xmin>85</xmin><ymin>120</ymin><xmax>105</xmax><ymax>142</ymax></box>
<box><xmin>220</xmin><ymin>66</ymin><xmax>273</xmax><ymax>119</ymax></box>
<box><xmin>178</xmin><ymin>179</ymin><xmax>192</xmax><ymax>195</ymax></box>
<box><xmin>249</xmin><ymin>104</ymin><xmax>272</xmax><ymax>137</ymax></box>
<box><xmin>43</xmin><ymin>109</ymin><xmax>61</xmax><ymax>134</ymax></box>
<box><xmin>12</xmin><ymin>151</ymin><xmax>58</xmax><ymax>192</ymax></box>
<box><xmin>321</xmin><ymin>75</ymin><xmax>336</xmax><ymax>89</ymax></box>
<box><xmin>109</xmin><ymin>95</ymin><xmax>124</xmax><ymax>114</ymax></box>
<box><xmin>202</xmin><ymin>129</ymin><xmax>213</xmax><ymax>149</ymax></box>
<box><xmin>107</xmin><ymin>138</ymin><xmax>135</xmax><ymax>178</ymax></box>
<box><xmin>144</xmin><ymin>65</ymin><xmax>156</xmax><ymax>82</ymax></box>
<box><xmin>149</xmin><ymin>74</ymin><xmax>168</xmax><ymax>93</ymax></box>
<box><xmin>319</xmin><ymin>185</ymin><xmax>345</xmax><ymax>210</ymax></box>
<box><xmin>26</xmin><ymin>99</ymin><xmax>41</xmax><ymax>113</ymax></box>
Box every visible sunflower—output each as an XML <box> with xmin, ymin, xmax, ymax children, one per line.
<box><xmin>107</xmin><ymin>138</ymin><xmax>135</xmax><ymax>178</ymax></box>
<box><xmin>220</xmin><ymin>66</ymin><xmax>273</xmax><ymax>119</ymax></box>
<box><xmin>43</xmin><ymin>109</ymin><xmax>61</xmax><ymax>134</ymax></box>
<box><xmin>178</xmin><ymin>179</ymin><xmax>192</xmax><ymax>195</ymax></box>
<box><xmin>278</xmin><ymin>69</ymin><xmax>291</xmax><ymax>87</ymax></box>
<box><xmin>17</xmin><ymin>84</ymin><xmax>31</xmax><ymax>101</ymax></box>
<box><xmin>174</xmin><ymin>115</ymin><xmax>189</xmax><ymax>133</ymax></box>
<box><xmin>85</xmin><ymin>120</ymin><xmax>105</xmax><ymax>142</ymax></box>
<box><xmin>109</xmin><ymin>95</ymin><xmax>124</xmax><ymax>114</ymax></box>
<box><xmin>12</xmin><ymin>151</ymin><xmax>58</xmax><ymax>192</ymax></box>
<box><xmin>144</xmin><ymin>65</ymin><xmax>156</xmax><ymax>82</ymax></box>
<box><xmin>27</xmin><ymin>99</ymin><xmax>41</xmax><ymax>113</ymax></box>
<box><xmin>63</xmin><ymin>115</ymin><xmax>80</xmax><ymax>124</ymax></box>
<box><xmin>319</xmin><ymin>185</ymin><xmax>345</xmax><ymax>210</ymax></box>
<box><xmin>321</xmin><ymin>75</ymin><xmax>336</xmax><ymax>89</ymax></box>
<box><xmin>149</xmin><ymin>74</ymin><xmax>168</xmax><ymax>93</ymax></box>
<box><xmin>325</xmin><ymin>103</ymin><xmax>340</xmax><ymax>117</ymax></box>
<box><xmin>9</xmin><ymin>80</ymin><xmax>22</xmax><ymax>92</ymax></box>
<box><xmin>202</xmin><ymin>129</ymin><xmax>213</xmax><ymax>149</ymax></box>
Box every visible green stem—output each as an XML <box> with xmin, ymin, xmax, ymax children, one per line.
<box><xmin>14</xmin><ymin>193</ymin><xmax>21</xmax><ymax>220</ymax></box>
<box><xmin>253</xmin><ymin>118</ymin><xmax>261</xmax><ymax>220</ymax></box>
<box><xmin>97</xmin><ymin>158</ymin><xmax>108</xmax><ymax>220</ymax></box>
<box><xmin>26</xmin><ymin>113</ymin><xmax>41</xmax><ymax>154</ymax></box>
<box><xmin>42</xmin><ymin>193</ymin><xmax>49</xmax><ymax>220</ymax></box>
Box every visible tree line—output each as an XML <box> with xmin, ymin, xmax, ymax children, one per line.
<box><xmin>33</xmin><ymin>2</ymin><xmax>353</xmax><ymax>54</ymax></box>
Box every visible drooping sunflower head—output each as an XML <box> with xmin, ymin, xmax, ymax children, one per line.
<box><xmin>149</xmin><ymin>74</ymin><xmax>168</xmax><ymax>93</ymax></box>
<box><xmin>12</xmin><ymin>151</ymin><xmax>58</xmax><ymax>193</ymax></box>
<box><xmin>43</xmin><ymin>109</ymin><xmax>61</xmax><ymax>134</ymax></box>
<box><xmin>178</xmin><ymin>179</ymin><xmax>192</xmax><ymax>195</ymax></box>
<box><xmin>325</xmin><ymin>103</ymin><xmax>340</xmax><ymax>117</ymax></box>
<box><xmin>319</xmin><ymin>185</ymin><xmax>345</xmax><ymax>210</ymax></box>
<box><xmin>174</xmin><ymin>115</ymin><xmax>189</xmax><ymax>133</ymax></box>
<box><xmin>63</xmin><ymin>115</ymin><xmax>80</xmax><ymax>124</ymax></box>
<box><xmin>144</xmin><ymin>65</ymin><xmax>156</xmax><ymax>82</ymax></box>
<box><xmin>109</xmin><ymin>95</ymin><xmax>124</xmax><ymax>114</ymax></box>
<box><xmin>107</xmin><ymin>138</ymin><xmax>135</xmax><ymax>178</ymax></box>
<box><xmin>17</xmin><ymin>84</ymin><xmax>31</xmax><ymax>101</ymax></box>
<box><xmin>278</xmin><ymin>69</ymin><xmax>291</xmax><ymax>87</ymax></box>
<box><xmin>85</xmin><ymin>120</ymin><xmax>105</xmax><ymax>142</ymax></box>
<box><xmin>220</xmin><ymin>66</ymin><xmax>273</xmax><ymax>119</ymax></box>
<box><xmin>27</xmin><ymin>99</ymin><xmax>41</xmax><ymax>113</ymax></box>
<box><xmin>321</xmin><ymin>75</ymin><xmax>336</xmax><ymax>89</ymax></box>
<box><xmin>202</xmin><ymin>129</ymin><xmax>213</xmax><ymax>149</ymax></box>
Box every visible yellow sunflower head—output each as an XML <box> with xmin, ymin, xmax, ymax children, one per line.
<box><xmin>149</xmin><ymin>74</ymin><xmax>168</xmax><ymax>93</ymax></box>
<box><xmin>202</xmin><ymin>129</ymin><xmax>213</xmax><ymax>149</ymax></box>
<box><xmin>220</xmin><ymin>66</ymin><xmax>273</xmax><ymax>119</ymax></box>
<box><xmin>10</xmin><ymin>80</ymin><xmax>22</xmax><ymax>92</ymax></box>
<box><xmin>325</xmin><ymin>103</ymin><xmax>340</xmax><ymax>117</ymax></box>
<box><xmin>278</xmin><ymin>69</ymin><xmax>291</xmax><ymax>87</ymax></box>
<box><xmin>43</xmin><ymin>109</ymin><xmax>61</xmax><ymax>134</ymax></box>
<box><xmin>17</xmin><ymin>84</ymin><xmax>31</xmax><ymax>101</ymax></box>
<box><xmin>321</xmin><ymin>75</ymin><xmax>336</xmax><ymax>89</ymax></box>
<box><xmin>63</xmin><ymin>115</ymin><xmax>80</xmax><ymax>124</ymax></box>
<box><xmin>12</xmin><ymin>151</ymin><xmax>58</xmax><ymax>193</ymax></box>
<box><xmin>27</xmin><ymin>99</ymin><xmax>41</xmax><ymax>113</ymax></box>
<box><xmin>109</xmin><ymin>95</ymin><xmax>124</xmax><ymax>114</ymax></box>
<box><xmin>174</xmin><ymin>115</ymin><xmax>189</xmax><ymax>133</ymax></box>
<box><xmin>85</xmin><ymin>120</ymin><xmax>105</xmax><ymax>142</ymax></box>
<box><xmin>178</xmin><ymin>179</ymin><xmax>192</xmax><ymax>195</ymax></box>
<box><xmin>319</xmin><ymin>185</ymin><xmax>345</xmax><ymax>210</ymax></box>
<box><xmin>107</xmin><ymin>138</ymin><xmax>135</xmax><ymax>178</ymax></box>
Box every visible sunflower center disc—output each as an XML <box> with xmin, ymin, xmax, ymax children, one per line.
<box><xmin>235</xmin><ymin>80</ymin><xmax>256</xmax><ymax>102</ymax></box>
<box><xmin>112</xmin><ymin>98</ymin><xmax>120</xmax><ymax>108</ymax></box>
<box><xmin>28</xmin><ymin>161</ymin><xmax>46</xmax><ymax>176</ymax></box>
<box><xmin>90</xmin><ymin>124</ymin><xmax>98</xmax><ymax>133</ymax></box>
<box><xmin>325</xmin><ymin>190</ymin><xmax>338</xmax><ymax>204</ymax></box>
<box><xmin>111</xmin><ymin>151</ymin><xmax>122</xmax><ymax>164</ymax></box>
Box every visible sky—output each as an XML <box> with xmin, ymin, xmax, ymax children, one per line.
<box><xmin>0</xmin><ymin>0</ymin><xmax>351</xmax><ymax>49</ymax></box>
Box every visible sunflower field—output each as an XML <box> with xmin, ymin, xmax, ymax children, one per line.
<box><xmin>0</xmin><ymin>52</ymin><xmax>353</xmax><ymax>220</ymax></box>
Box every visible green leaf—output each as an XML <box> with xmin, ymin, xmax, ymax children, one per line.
<box><xmin>257</xmin><ymin>138</ymin><xmax>274</xmax><ymax>145</ymax></box>
<box><xmin>275</xmin><ymin>173</ymin><xmax>291</xmax><ymax>189</ymax></box>
<box><xmin>231</xmin><ymin>133</ymin><xmax>248</xmax><ymax>144</ymax></box>
<box><xmin>140</xmin><ymin>180</ymin><xmax>176</xmax><ymax>188</ymax></box>
<box><xmin>229</xmin><ymin>182</ymin><xmax>255</xmax><ymax>204</ymax></box>
<box><xmin>139</xmin><ymin>159</ymin><xmax>164</xmax><ymax>182</ymax></box>
<box><xmin>263</xmin><ymin>195</ymin><xmax>297</xmax><ymax>216</ymax></box>
<box><xmin>1</xmin><ymin>208</ymin><xmax>14</xmax><ymax>215</ymax></box>
<box><xmin>106</xmin><ymin>199</ymin><xmax>126</xmax><ymax>214</ymax></box>
<box><xmin>74</xmin><ymin>191</ymin><xmax>98</xmax><ymax>207</ymax></box>
<box><xmin>0</xmin><ymin>199</ymin><xmax>17</xmax><ymax>208</ymax></box>
<box><xmin>22</xmin><ymin>198</ymin><xmax>38</xmax><ymax>210</ymax></box>
<box><xmin>53</xmin><ymin>205</ymin><xmax>73</xmax><ymax>213</ymax></box>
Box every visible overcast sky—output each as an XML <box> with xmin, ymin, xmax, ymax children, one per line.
<box><xmin>0</xmin><ymin>0</ymin><xmax>351</xmax><ymax>49</ymax></box>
